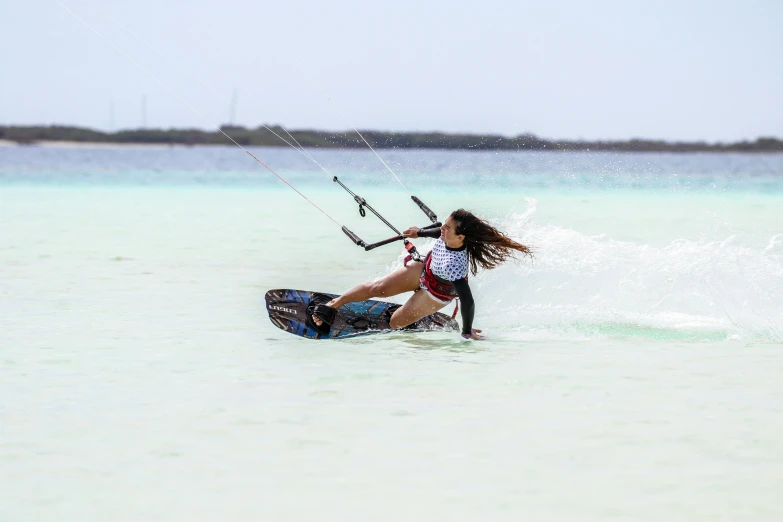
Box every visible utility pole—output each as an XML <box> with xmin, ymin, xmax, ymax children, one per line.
<box><xmin>229</xmin><ymin>88</ymin><xmax>238</xmax><ymax>125</ymax></box>
<box><xmin>109</xmin><ymin>101</ymin><xmax>115</xmax><ymax>132</ymax></box>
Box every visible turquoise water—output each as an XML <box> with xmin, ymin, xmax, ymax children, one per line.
<box><xmin>2</xmin><ymin>145</ymin><xmax>782</xmax><ymax>521</ymax></box>
<box><xmin>3</xmin><ymin>145</ymin><xmax>782</xmax><ymax>192</ymax></box>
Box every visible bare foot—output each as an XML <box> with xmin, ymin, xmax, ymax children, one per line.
<box><xmin>312</xmin><ymin>299</ymin><xmax>338</xmax><ymax>326</ymax></box>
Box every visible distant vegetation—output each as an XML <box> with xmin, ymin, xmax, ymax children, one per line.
<box><xmin>1</xmin><ymin>125</ymin><xmax>781</xmax><ymax>153</ymax></box>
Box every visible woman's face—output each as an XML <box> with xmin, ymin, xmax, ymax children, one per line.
<box><xmin>441</xmin><ymin>215</ymin><xmax>465</xmax><ymax>247</ymax></box>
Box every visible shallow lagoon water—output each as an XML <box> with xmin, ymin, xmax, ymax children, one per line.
<box><xmin>1</xmin><ymin>146</ymin><xmax>782</xmax><ymax>521</ymax></box>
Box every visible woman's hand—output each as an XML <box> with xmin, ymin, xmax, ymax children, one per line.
<box><xmin>461</xmin><ymin>328</ymin><xmax>484</xmax><ymax>340</ymax></box>
<box><xmin>401</xmin><ymin>226</ymin><xmax>420</xmax><ymax>238</ymax></box>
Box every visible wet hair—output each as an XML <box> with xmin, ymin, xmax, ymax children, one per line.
<box><xmin>451</xmin><ymin>209</ymin><xmax>532</xmax><ymax>276</ymax></box>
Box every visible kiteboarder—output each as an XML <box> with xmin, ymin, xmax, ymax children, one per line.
<box><xmin>311</xmin><ymin>209</ymin><xmax>532</xmax><ymax>340</ymax></box>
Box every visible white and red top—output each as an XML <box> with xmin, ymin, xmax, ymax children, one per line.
<box><xmin>428</xmin><ymin>238</ymin><xmax>469</xmax><ymax>281</ymax></box>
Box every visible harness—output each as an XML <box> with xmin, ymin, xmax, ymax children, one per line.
<box><xmin>420</xmin><ymin>252</ymin><xmax>458</xmax><ymax>301</ymax></box>
<box><xmin>412</xmin><ymin>252</ymin><xmax>463</xmax><ymax>319</ymax></box>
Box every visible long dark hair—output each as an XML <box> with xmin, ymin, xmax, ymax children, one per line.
<box><xmin>452</xmin><ymin>209</ymin><xmax>532</xmax><ymax>276</ymax></box>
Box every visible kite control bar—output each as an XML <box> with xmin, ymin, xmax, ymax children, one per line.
<box><xmin>342</xmin><ymin>222</ymin><xmax>441</xmax><ymax>262</ymax></box>
<box><xmin>333</xmin><ymin>174</ymin><xmax>439</xmax><ymax>260</ymax></box>
<box><xmin>412</xmin><ymin>196</ymin><xmax>438</xmax><ymax>224</ymax></box>
<box><xmin>362</xmin><ymin>222</ymin><xmax>441</xmax><ymax>251</ymax></box>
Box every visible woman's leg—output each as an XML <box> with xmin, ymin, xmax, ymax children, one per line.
<box><xmin>312</xmin><ymin>262</ymin><xmax>423</xmax><ymax>325</ymax></box>
<box><xmin>388</xmin><ymin>288</ymin><xmax>449</xmax><ymax>329</ymax></box>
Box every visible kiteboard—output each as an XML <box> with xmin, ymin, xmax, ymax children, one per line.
<box><xmin>265</xmin><ymin>289</ymin><xmax>459</xmax><ymax>340</ymax></box>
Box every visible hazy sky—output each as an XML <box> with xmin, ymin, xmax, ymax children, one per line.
<box><xmin>2</xmin><ymin>0</ymin><xmax>781</xmax><ymax>140</ymax></box>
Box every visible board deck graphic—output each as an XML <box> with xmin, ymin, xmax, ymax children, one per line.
<box><xmin>265</xmin><ymin>289</ymin><xmax>459</xmax><ymax>340</ymax></box>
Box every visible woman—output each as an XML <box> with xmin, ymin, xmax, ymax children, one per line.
<box><xmin>312</xmin><ymin>209</ymin><xmax>531</xmax><ymax>339</ymax></box>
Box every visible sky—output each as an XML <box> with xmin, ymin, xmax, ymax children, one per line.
<box><xmin>1</xmin><ymin>0</ymin><xmax>781</xmax><ymax>141</ymax></box>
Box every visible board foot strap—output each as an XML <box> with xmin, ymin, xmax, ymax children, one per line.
<box><xmin>305</xmin><ymin>293</ymin><xmax>337</xmax><ymax>336</ymax></box>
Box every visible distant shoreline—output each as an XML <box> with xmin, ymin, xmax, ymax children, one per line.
<box><xmin>1</xmin><ymin>125</ymin><xmax>781</xmax><ymax>153</ymax></box>
<box><xmin>0</xmin><ymin>139</ymin><xmax>190</xmax><ymax>149</ymax></box>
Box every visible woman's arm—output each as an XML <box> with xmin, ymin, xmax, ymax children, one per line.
<box><xmin>416</xmin><ymin>227</ymin><xmax>441</xmax><ymax>239</ymax></box>
<box><xmin>402</xmin><ymin>227</ymin><xmax>440</xmax><ymax>239</ymax></box>
<box><xmin>453</xmin><ymin>278</ymin><xmax>482</xmax><ymax>339</ymax></box>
